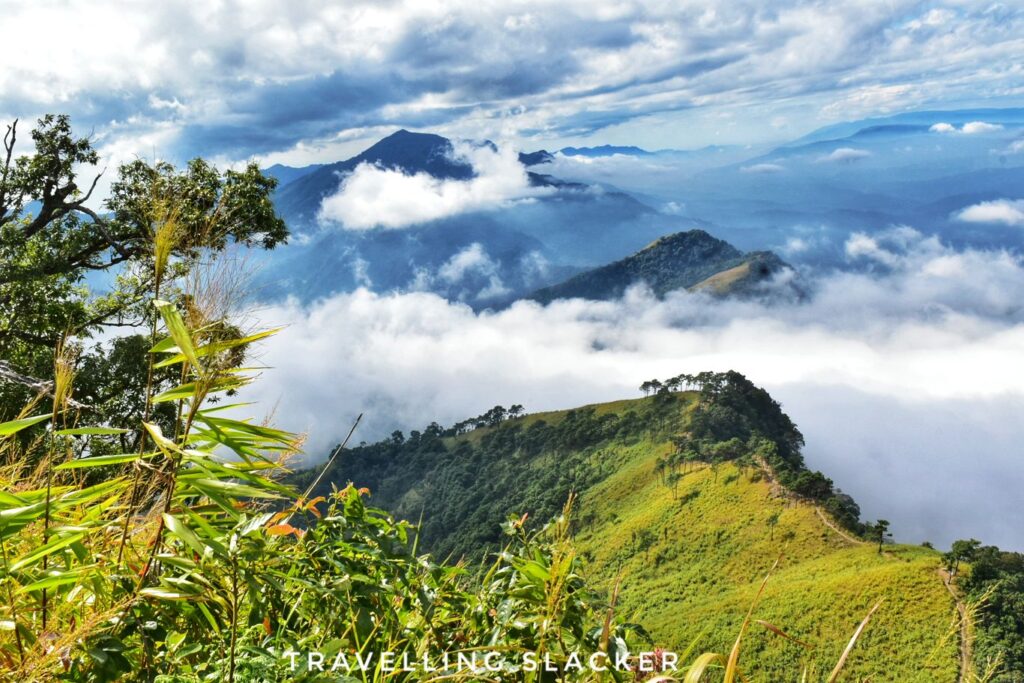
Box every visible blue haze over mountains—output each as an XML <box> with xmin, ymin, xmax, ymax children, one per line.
<box><xmin>255</xmin><ymin>108</ymin><xmax>1024</xmax><ymax>307</ymax></box>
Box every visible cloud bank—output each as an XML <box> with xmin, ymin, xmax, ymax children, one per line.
<box><xmin>318</xmin><ymin>143</ymin><xmax>548</xmax><ymax>229</ymax></box>
<box><xmin>932</xmin><ymin>120</ymin><xmax>1005</xmax><ymax>134</ymax></box>
<box><xmin>2</xmin><ymin>1</ymin><xmax>1022</xmax><ymax>163</ymax></box>
<box><xmin>955</xmin><ymin>199</ymin><xmax>1024</xmax><ymax>226</ymax></box>
<box><xmin>818</xmin><ymin>147</ymin><xmax>870</xmax><ymax>163</ymax></box>
<box><xmin>240</xmin><ymin>228</ymin><xmax>1024</xmax><ymax>550</ymax></box>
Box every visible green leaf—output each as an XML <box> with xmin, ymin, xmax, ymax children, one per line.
<box><xmin>0</xmin><ymin>414</ymin><xmax>50</xmax><ymax>436</ymax></box>
<box><xmin>143</xmin><ymin>422</ymin><xmax>179</xmax><ymax>456</ymax></box>
<box><xmin>154</xmin><ymin>300</ymin><xmax>201</xmax><ymax>370</ymax></box>
<box><xmin>139</xmin><ymin>587</ymin><xmax>196</xmax><ymax>601</ymax></box>
<box><xmin>154</xmin><ymin>327</ymin><xmax>284</xmax><ymax>369</ymax></box>
<box><xmin>10</xmin><ymin>531</ymin><xmax>86</xmax><ymax>572</ymax></box>
<box><xmin>55</xmin><ymin>427</ymin><xmax>129</xmax><ymax>436</ymax></box>
<box><xmin>186</xmin><ymin>478</ymin><xmax>283</xmax><ymax>500</ymax></box>
<box><xmin>18</xmin><ymin>568</ymin><xmax>91</xmax><ymax>593</ymax></box>
<box><xmin>55</xmin><ymin>453</ymin><xmax>152</xmax><ymax>470</ymax></box>
<box><xmin>163</xmin><ymin>513</ymin><xmax>226</xmax><ymax>560</ymax></box>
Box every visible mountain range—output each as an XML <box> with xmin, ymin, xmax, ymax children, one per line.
<box><xmin>254</xmin><ymin>107</ymin><xmax>1024</xmax><ymax>308</ymax></box>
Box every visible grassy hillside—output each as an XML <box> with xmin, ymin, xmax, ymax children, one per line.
<box><xmin>297</xmin><ymin>377</ymin><xmax>961</xmax><ymax>680</ymax></box>
<box><xmin>575</xmin><ymin>448</ymin><xmax>957</xmax><ymax>681</ymax></box>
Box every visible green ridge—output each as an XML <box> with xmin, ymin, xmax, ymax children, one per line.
<box><xmin>297</xmin><ymin>380</ymin><xmax>960</xmax><ymax>679</ymax></box>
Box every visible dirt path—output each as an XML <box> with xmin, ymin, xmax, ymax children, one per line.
<box><xmin>814</xmin><ymin>507</ymin><xmax>865</xmax><ymax>546</ymax></box>
<box><xmin>939</xmin><ymin>568</ymin><xmax>973</xmax><ymax>683</ymax></box>
<box><xmin>812</xmin><ymin>507</ymin><xmax>969</xmax><ymax>678</ymax></box>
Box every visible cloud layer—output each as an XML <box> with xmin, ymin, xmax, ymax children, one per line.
<box><xmin>239</xmin><ymin>228</ymin><xmax>1024</xmax><ymax>550</ymax></box>
<box><xmin>2</xmin><ymin>1</ymin><xmax>1022</xmax><ymax>164</ymax></box>
<box><xmin>318</xmin><ymin>143</ymin><xmax>548</xmax><ymax>229</ymax></box>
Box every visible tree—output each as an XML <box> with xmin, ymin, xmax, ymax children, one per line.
<box><xmin>766</xmin><ymin>511</ymin><xmax>780</xmax><ymax>541</ymax></box>
<box><xmin>0</xmin><ymin>114</ymin><xmax>287</xmax><ymax>419</ymax></box>
<box><xmin>666</xmin><ymin>471</ymin><xmax>682</xmax><ymax>499</ymax></box>
<box><xmin>944</xmin><ymin>538</ymin><xmax>982</xmax><ymax>579</ymax></box>
<box><xmin>866</xmin><ymin>520</ymin><xmax>892</xmax><ymax>553</ymax></box>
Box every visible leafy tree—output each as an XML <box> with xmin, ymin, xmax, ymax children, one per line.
<box><xmin>943</xmin><ymin>538</ymin><xmax>982</xmax><ymax>579</ymax></box>
<box><xmin>866</xmin><ymin>520</ymin><xmax>892</xmax><ymax>553</ymax></box>
<box><xmin>766</xmin><ymin>511</ymin><xmax>780</xmax><ymax>541</ymax></box>
<box><xmin>0</xmin><ymin>114</ymin><xmax>287</xmax><ymax>422</ymax></box>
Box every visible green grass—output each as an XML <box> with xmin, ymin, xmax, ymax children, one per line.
<box><xmin>574</xmin><ymin>449</ymin><xmax>959</xmax><ymax>681</ymax></box>
<box><xmin>312</xmin><ymin>390</ymin><xmax>963</xmax><ymax>680</ymax></box>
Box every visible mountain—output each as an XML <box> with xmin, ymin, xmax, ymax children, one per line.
<box><xmin>256</xmin><ymin>129</ymin><xmax>681</xmax><ymax>306</ymax></box>
<box><xmin>783</xmin><ymin>107</ymin><xmax>1024</xmax><ymax>147</ymax></box>
<box><xmin>518</xmin><ymin>149</ymin><xmax>554</xmax><ymax>166</ymax></box>
<box><xmin>271</xmin><ymin>129</ymin><xmax>473</xmax><ymax>231</ymax></box>
<box><xmin>528</xmin><ymin>229</ymin><xmax>793</xmax><ymax>304</ymax></box>
<box><xmin>262</xmin><ymin>162</ymin><xmax>324</xmax><ymax>186</ymax></box>
<box><xmin>560</xmin><ymin>144</ymin><xmax>653</xmax><ymax>157</ymax></box>
<box><xmin>292</xmin><ymin>373</ymin><xmax>961</xmax><ymax>680</ymax></box>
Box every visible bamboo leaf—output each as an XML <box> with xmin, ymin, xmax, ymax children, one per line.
<box><xmin>140</xmin><ymin>587</ymin><xmax>197</xmax><ymax>601</ymax></box>
<box><xmin>685</xmin><ymin>652</ymin><xmax>727</xmax><ymax>683</ymax></box>
<box><xmin>154</xmin><ymin>300</ymin><xmax>201</xmax><ymax>370</ymax></box>
<box><xmin>153</xmin><ymin>327</ymin><xmax>284</xmax><ymax>369</ymax></box>
<box><xmin>10</xmin><ymin>531</ymin><xmax>86</xmax><ymax>571</ymax></box>
<box><xmin>827</xmin><ymin>601</ymin><xmax>883</xmax><ymax>683</ymax></box>
<box><xmin>55</xmin><ymin>426</ymin><xmax>129</xmax><ymax>436</ymax></box>
<box><xmin>18</xmin><ymin>568</ymin><xmax>92</xmax><ymax>593</ymax></box>
<box><xmin>56</xmin><ymin>453</ymin><xmax>154</xmax><ymax>470</ymax></box>
<box><xmin>162</xmin><ymin>513</ymin><xmax>210</xmax><ymax>558</ymax></box>
<box><xmin>186</xmin><ymin>478</ymin><xmax>284</xmax><ymax>500</ymax></box>
<box><xmin>0</xmin><ymin>414</ymin><xmax>50</xmax><ymax>436</ymax></box>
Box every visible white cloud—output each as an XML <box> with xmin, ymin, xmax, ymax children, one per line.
<box><xmin>741</xmin><ymin>162</ymin><xmax>785</xmax><ymax>173</ymax></box>
<box><xmin>437</xmin><ymin>243</ymin><xmax>494</xmax><ymax>283</ymax></box>
<box><xmin>318</xmin><ymin>143</ymin><xmax>550</xmax><ymax>229</ymax></box>
<box><xmin>409</xmin><ymin>243</ymin><xmax>512</xmax><ymax>301</ymax></box>
<box><xmin>239</xmin><ymin>230</ymin><xmax>1024</xmax><ymax>548</ymax></box>
<box><xmin>930</xmin><ymin>121</ymin><xmax>1005</xmax><ymax>135</ymax></box>
<box><xmin>3</xmin><ymin>1</ymin><xmax>1023</xmax><ymax>164</ymax></box>
<box><xmin>955</xmin><ymin>199</ymin><xmax>1024</xmax><ymax>226</ymax></box>
<box><xmin>845</xmin><ymin>233</ymin><xmax>901</xmax><ymax>266</ymax></box>
<box><xmin>817</xmin><ymin>147</ymin><xmax>870</xmax><ymax>163</ymax></box>
<box><xmin>961</xmin><ymin>121</ymin><xmax>1004</xmax><ymax>134</ymax></box>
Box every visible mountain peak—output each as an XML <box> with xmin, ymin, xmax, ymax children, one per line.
<box><xmin>529</xmin><ymin>229</ymin><xmax>792</xmax><ymax>303</ymax></box>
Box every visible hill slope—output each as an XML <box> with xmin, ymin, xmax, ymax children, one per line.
<box><xmin>528</xmin><ymin>229</ymin><xmax>794</xmax><ymax>303</ymax></box>
<box><xmin>295</xmin><ymin>375</ymin><xmax>958</xmax><ymax>680</ymax></box>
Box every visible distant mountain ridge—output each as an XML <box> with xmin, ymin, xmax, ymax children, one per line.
<box><xmin>528</xmin><ymin>229</ymin><xmax>793</xmax><ymax>303</ymax></box>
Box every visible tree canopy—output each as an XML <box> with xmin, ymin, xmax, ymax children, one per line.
<box><xmin>0</xmin><ymin>114</ymin><xmax>287</xmax><ymax>422</ymax></box>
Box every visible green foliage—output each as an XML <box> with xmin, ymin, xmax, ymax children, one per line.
<box><xmin>961</xmin><ymin>544</ymin><xmax>1024</xmax><ymax>681</ymax></box>
<box><xmin>0</xmin><ymin>298</ymin><xmax>660</xmax><ymax>682</ymax></box>
<box><xmin>296</xmin><ymin>393</ymin><xmax>689</xmax><ymax>561</ymax></box>
<box><xmin>296</xmin><ymin>374</ymin><xmax>966</xmax><ymax>679</ymax></box>
<box><xmin>0</xmin><ymin>114</ymin><xmax>286</xmax><ymax>425</ymax></box>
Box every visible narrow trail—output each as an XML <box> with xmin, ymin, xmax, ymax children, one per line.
<box><xmin>813</xmin><ymin>506</ymin><xmax>969</xmax><ymax>679</ymax></box>
<box><xmin>939</xmin><ymin>568</ymin><xmax>973</xmax><ymax>683</ymax></box>
<box><xmin>814</xmin><ymin>507</ymin><xmax>865</xmax><ymax>546</ymax></box>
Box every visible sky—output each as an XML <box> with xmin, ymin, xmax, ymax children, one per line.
<box><xmin>1</xmin><ymin>1</ymin><xmax>1022</xmax><ymax>169</ymax></box>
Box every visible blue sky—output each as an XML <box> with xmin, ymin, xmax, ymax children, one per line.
<box><xmin>1</xmin><ymin>0</ymin><xmax>1022</xmax><ymax>168</ymax></box>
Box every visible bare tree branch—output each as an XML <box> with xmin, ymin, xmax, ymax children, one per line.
<box><xmin>0</xmin><ymin>359</ymin><xmax>92</xmax><ymax>410</ymax></box>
